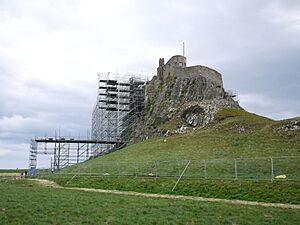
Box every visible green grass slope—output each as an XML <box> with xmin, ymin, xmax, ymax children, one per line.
<box><xmin>61</xmin><ymin>108</ymin><xmax>300</xmax><ymax>178</ymax></box>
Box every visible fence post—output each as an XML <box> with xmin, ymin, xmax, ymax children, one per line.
<box><xmin>234</xmin><ymin>159</ymin><xmax>238</xmax><ymax>180</ymax></box>
<box><xmin>135</xmin><ymin>163</ymin><xmax>138</xmax><ymax>177</ymax></box>
<box><xmin>154</xmin><ymin>161</ymin><xmax>158</xmax><ymax>178</ymax></box>
<box><xmin>203</xmin><ymin>160</ymin><xmax>207</xmax><ymax>179</ymax></box>
<box><xmin>270</xmin><ymin>157</ymin><xmax>274</xmax><ymax>181</ymax></box>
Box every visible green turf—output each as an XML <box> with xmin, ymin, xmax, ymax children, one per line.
<box><xmin>1</xmin><ymin>178</ymin><xmax>300</xmax><ymax>225</ymax></box>
<box><xmin>46</xmin><ymin>176</ymin><xmax>300</xmax><ymax>204</ymax></box>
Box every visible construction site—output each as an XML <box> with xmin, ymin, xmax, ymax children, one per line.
<box><xmin>29</xmin><ymin>72</ymin><xmax>146</xmax><ymax>174</ymax></box>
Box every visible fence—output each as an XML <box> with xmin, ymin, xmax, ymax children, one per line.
<box><xmin>36</xmin><ymin>156</ymin><xmax>300</xmax><ymax>181</ymax></box>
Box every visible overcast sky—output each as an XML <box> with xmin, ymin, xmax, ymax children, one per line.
<box><xmin>1</xmin><ymin>0</ymin><xmax>300</xmax><ymax>168</ymax></box>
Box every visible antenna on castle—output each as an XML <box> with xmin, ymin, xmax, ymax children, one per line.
<box><xmin>183</xmin><ymin>42</ymin><xmax>185</xmax><ymax>56</ymax></box>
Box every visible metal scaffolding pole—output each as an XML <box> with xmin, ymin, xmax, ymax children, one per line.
<box><xmin>91</xmin><ymin>72</ymin><xmax>146</xmax><ymax>156</ymax></box>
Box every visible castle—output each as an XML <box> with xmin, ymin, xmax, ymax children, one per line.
<box><xmin>132</xmin><ymin>54</ymin><xmax>240</xmax><ymax>139</ymax></box>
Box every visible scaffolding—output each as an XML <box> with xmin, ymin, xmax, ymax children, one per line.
<box><xmin>28</xmin><ymin>73</ymin><xmax>146</xmax><ymax>174</ymax></box>
<box><xmin>91</xmin><ymin>72</ymin><xmax>146</xmax><ymax>156</ymax></box>
<box><xmin>29</xmin><ymin>136</ymin><xmax>124</xmax><ymax>175</ymax></box>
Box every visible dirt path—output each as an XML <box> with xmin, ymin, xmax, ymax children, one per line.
<box><xmin>30</xmin><ymin>179</ymin><xmax>61</xmax><ymax>188</ymax></box>
<box><xmin>31</xmin><ymin>179</ymin><xmax>300</xmax><ymax>210</ymax></box>
<box><xmin>0</xmin><ymin>173</ymin><xmax>19</xmax><ymax>177</ymax></box>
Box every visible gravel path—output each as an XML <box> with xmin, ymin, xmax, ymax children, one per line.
<box><xmin>31</xmin><ymin>179</ymin><xmax>300</xmax><ymax>210</ymax></box>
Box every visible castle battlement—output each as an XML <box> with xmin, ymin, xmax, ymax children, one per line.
<box><xmin>157</xmin><ymin>55</ymin><xmax>223</xmax><ymax>88</ymax></box>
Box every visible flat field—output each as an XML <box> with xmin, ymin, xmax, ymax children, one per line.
<box><xmin>1</xmin><ymin>178</ymin><xmax>300</xmax><ymax>225</ymax></box>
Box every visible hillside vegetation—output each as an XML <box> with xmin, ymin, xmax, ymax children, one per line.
<box><xmin>62</xmin><ymin>108</ymin><xmax>300</xmax><ymax>170</ymax></box>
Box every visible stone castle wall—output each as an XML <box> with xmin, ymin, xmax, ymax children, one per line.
<box><xmin>157</xmin><ymin>55</ymin><xmax>222</xmax><ymax>87</ymax></box>
<box><xmin>155</xmin><ymin>55</ymin><xmax>225</xmax><ymax>102</ymax></box>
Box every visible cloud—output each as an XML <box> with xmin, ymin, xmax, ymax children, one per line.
<box><xmin>0</xmin><ymin>141</ymin><xmax>28</xmax><ymax>168</ymax></box>
<box><xmin>0</xmin><ymin>0</ymin><xmax>300</xmax><ymax>168</ymax></box>
<box><xmin>239</xmin><ymin>94</ymin><xmax>300</xmax><ymax>120</ymax></box>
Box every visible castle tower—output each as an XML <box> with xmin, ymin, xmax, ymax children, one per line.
<box><xmin>157</xmin><ymin>55</ymin><xmax>187</xmax><ymax>81</ymax></box>
<box><xmin>157</xmin><ymin>58</ymin><xmax>164</xmax><ymax>80</ymax></box>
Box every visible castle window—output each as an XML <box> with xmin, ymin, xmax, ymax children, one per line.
<box><xmin>179</xmin><ymin>62</ymin><xmax>183</xmax><ymax>66</ymax></box>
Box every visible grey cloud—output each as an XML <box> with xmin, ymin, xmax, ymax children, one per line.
<box><xmin>0</xmin><ymin>61</ymin><xmax>93</xmax><ymax>147</ymax></box>
<box><xmin>0</xmin><ymin>0</ymin><xmax>300</xmax><ymax>168</ymax></box>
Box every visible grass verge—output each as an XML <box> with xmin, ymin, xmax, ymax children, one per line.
<box><xmin>1</xmin><ymin>178</ymin><xmax>300</xmax><ymax>225</ymax></box>
<box><xmin>44</xmin><ymin>176</ymin><xmax>300</xmax><ymax>204</ymax></box>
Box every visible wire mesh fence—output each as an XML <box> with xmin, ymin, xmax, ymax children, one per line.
<box><xmin>36</xmin><ymin>156</ymin><xmax>300</xmax><ymax>181</ymax></box>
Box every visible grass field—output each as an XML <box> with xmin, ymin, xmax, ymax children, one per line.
<box><xmin>45</xmin><ymin>176</ymin><xmax>300</xmax><ymax>204</ymax></box>
<box><xmin>0</xmin><ymin>169</ymin><xmax>26</xmax><ymax>173</ymax></box>
<box><xmin>1</xmin><ymin>178</ymin><xmax>300</xmax><ymax>225</ymax></box>
<box><xmin>32</xmin><ymin>108</ymin><xmax>299</xmax><ymax>208</ymax></box>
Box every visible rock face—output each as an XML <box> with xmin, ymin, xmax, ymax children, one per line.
<box><xmin>274</xmin><ymin>120</ymin><xmax>300</xmax><ymax>131</ymax></box>
<box><xmin>131</xmin><ymin>55</ymin><xmax>241</xmax><ymax>140</ymax></box>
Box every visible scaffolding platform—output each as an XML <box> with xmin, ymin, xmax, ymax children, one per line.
<box><xmin>29</xmin><ymin>136</ymin><xmax>124</xmax><ymax>175</ymax></box>
<box><xmin>91</xmin><ymin>72</ymin><xmax>146</xmax><ymax>156</ymax></box>
<box><xmin>33</xmin><ymin>137</ymin><xmax>122</xmax><ymax>144</ymax></box>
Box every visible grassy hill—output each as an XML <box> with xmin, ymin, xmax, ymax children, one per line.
<box><xmin>42</xmin><ymin>108</ymin><xmax>300</xmax><ymax>204</ymax></box>
<box><xmin>60</xmin><ymin>108</ymin><xmax>300</xmax><ymax>179</ymax></box>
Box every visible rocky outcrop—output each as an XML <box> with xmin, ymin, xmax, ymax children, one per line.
<box><xmin>274</xmin><ymin>120</ymin><xmax>300</xmax><ymax>132</ymax></box>
<box><xmin>131</xmin><ymin>55</ymin><xmax>241</xmax><ymax>140</ymax></box>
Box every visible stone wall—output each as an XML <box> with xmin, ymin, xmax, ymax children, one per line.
<box><xmin>157</xmin><ymin>55</ymin><xmax>186</xmax><ymax>81</ymax></box>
